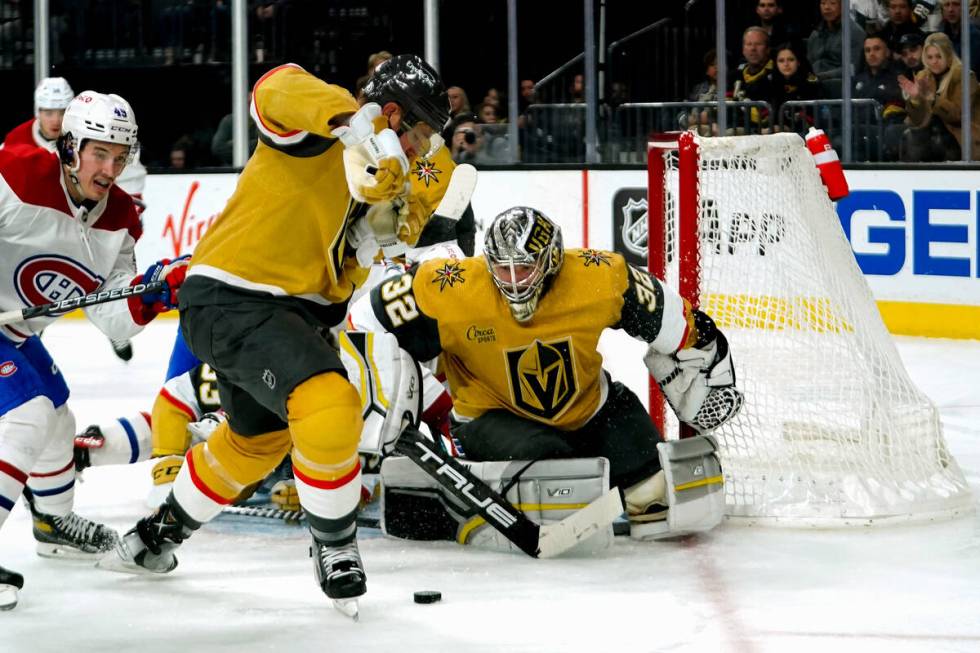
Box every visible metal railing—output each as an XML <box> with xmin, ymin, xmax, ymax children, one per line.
<box><xmin>608</xmin><ymin>101</ymin><xmax>773</xmax><ymax>163</ymax></box>
<box><xmin>778</xmin><ymin>99</ymin><xmax>883</xmax><ymax>162</ymax></box>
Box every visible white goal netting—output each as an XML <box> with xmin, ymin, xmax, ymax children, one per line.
<box><xmin>650</xmin><ymin>132</ymin><xmax>972</xmax><ymax>526</ymax></box>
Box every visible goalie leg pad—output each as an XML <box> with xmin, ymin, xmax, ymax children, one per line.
<box><xmin>379</xmin><ymin>456</ymin><xmax>614</xmax><ymax>555</ymax></box>
<box><xmin>629</xmin><ymin>435</ymin><xmax>725</xmax><ymax>541</ymax></box>
<box><xmin>338</xmin><ymin>331</ymin><xmax>423</xmax><ymax>457</ymax></box>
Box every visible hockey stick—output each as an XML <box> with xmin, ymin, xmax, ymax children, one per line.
<box><xmin>393</xmin><ymin>425</ymin><xmax>624</xmax><ymax>559</ymax></box>
<box><xmin>431</xmin><ymin>163</ymin><xmax>477</xmax><ymax>222</ymax></box>
<box><xmin>0</xmin><ymin>281</ymin><xmax>165</xmax><ymax>327</ymax></box>
<box><xmin>219</xmin><ymin>505</ymin><xmax>381</xmax><ymax>529</ymax></box>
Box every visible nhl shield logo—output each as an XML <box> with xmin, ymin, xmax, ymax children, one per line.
<box><xmin>620</xmin><ymin>197</ymin><xmax>648</xmax><ymax>259</ymax></box>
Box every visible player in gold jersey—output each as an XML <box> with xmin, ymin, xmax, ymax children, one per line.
<box><xmin>101</xmin><ymin>55</ymin><xmax>453</xmax><ymax>617</ymax></box>
<box><xmin>352</xmin><ymin>207</ymin><xmax>744</xmax><ymax>540</ymax></box>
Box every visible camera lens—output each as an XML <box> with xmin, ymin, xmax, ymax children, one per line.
<box><xmin>464</xmin><ymin>131</ymin><xmax>476</xmax><ymax>144</ymax></box>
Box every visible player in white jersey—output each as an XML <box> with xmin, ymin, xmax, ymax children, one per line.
<box><xmin>2</xmin><ymin>77</ymin><xmax>146</xmax><ymax>362</ymax></box>
<box><xmin>0</xmin><ymin>90</ymin><xmax>188</xmax><ymax>611</ymax></box>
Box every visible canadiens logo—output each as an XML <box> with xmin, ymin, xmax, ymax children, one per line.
<box><xmin>432</xmin><ymin>261</ymin><xmax>465</xmax><ymax>291</ymax></box>
<box><xmin>579</xmin><ymin>249</ymin><xmax>611</xmax><ymax>267</ymax></box>
<box><xmin>413</xmin><ymin>159</ymin><xmax>442</xmax><ymax>187</ymax></box>
<box><xmin>504</xmin><ymin>338</ymin><xmax>578</xmax><ymax>421</ymax></box>
<box><xmin>14</xmin><ymin>255</ymin><xmax>103</xmax><ymax>311</ymax></box>
<box><xmin>0</xmin><ymin>361</ymin><xmax>17</xmax><ymax>377</ymax></box>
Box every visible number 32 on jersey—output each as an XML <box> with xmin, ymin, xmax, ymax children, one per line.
<box><xmin>380</xmin><ymin>274</ymin><xmax>419</xmax><ymax>327</ymax></box>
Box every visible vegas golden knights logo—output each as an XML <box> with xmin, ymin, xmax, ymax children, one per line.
<box><xmin>505</xmin><ymin>338</ymin><xmax>578</xmax><ymax>420</ymax></box>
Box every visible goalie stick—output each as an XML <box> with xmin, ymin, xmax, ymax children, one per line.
<box><xmin>394</xmin><ymin>425</ymin><xmax>624</xmax><ymax>558</ymax></box>
<box><xmin>0</xmin><ymin>281</ymin><xmax>165</xmax><ymax>327</ymax></box>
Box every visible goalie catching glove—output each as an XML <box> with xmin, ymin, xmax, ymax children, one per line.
<box><xmin>335</xmin><ymin>102</ymin><xmax>409</xmax><ymax>204</ymax></box>
<box><xmin>645</xmin><ymin>310</ymin><xmax>743</xmax><ymax>432</ymax></box>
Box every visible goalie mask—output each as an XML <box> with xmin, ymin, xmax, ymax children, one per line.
<box><xmin>362</xmin><ymin>54</ymin><xmax>451</xmax><ymax>134</ymax></box>
<box><xmin>484</xmin><ymin>207</ymin><xmax>564</xmax><ymax>323</ymax></box>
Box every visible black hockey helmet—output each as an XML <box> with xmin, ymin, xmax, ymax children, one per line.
<box><xmin>362</xmin><ymin>54</ymin><xmax>450</xmax><ymax>133</ymax></box>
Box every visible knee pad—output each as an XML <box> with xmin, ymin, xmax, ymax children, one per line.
<box><xmin>286</xmin><ymin>372</ymin><xmax>363</xmax><ymax>477</ymax></box>
<box><xmin>151</xmin><ymin>391</ymin><xmax>194</xmax><ymax>456</ymax></box>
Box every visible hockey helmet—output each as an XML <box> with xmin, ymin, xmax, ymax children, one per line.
<box><xmin>484</xmin><ymin>207</ymin><xmax>564</xmax><ymax>323</ymax></box>
<box><xmin>34</xmin><ymin>77</ymin><xmax>74</xmax><ymax>114</ymax></box>
<box><xmin>57</xmin><ymin>91</ymin><xmax>139</xmax><ymax>169</ymax></box>
<box><xmin>362</xmin><ymin>54</ymin><xmax>450</xmax><ymax>133</ymax></box>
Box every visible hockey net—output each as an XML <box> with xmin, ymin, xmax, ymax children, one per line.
<box><xmin>647</xmin><ymin>131</ymin><xmax>972</xmax><ymax>526</ymax></box>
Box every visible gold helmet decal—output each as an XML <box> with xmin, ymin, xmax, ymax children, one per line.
<box><xmin>505</xmin><ymin>338</ymin><xmax>578</xmax><ymax>420</ymax></box>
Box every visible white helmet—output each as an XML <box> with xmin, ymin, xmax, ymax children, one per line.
<box><xmin>34</xmin><ymin>77</ymin><xmax>75</xmax><ymax>114</ymax></box>
<box><xmin>58</xmin><ymin>91</ymin><xmax>139</xmax><ymax>168</ymax></box>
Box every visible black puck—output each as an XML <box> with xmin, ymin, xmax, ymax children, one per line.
<box><xmin>413</xmin><ymin>590</ymin><xmax>442</xmax><ymax>604</ymax></box>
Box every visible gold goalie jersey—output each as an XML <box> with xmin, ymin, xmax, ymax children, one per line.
<box><xmin>370</xmin><ymin>250</ymin><xmax>697</xmax><ymax>430</ymax></box>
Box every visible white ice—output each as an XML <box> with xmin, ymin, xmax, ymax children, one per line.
<box><xmin>1</xmin><ymin>319</ymin><xmax>979</xmax><ymax>653</ymax></box>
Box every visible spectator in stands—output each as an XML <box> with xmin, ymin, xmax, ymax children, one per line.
<box><xmin>483</xmin><ymin>87</ymin><xmax>502</xmax><ymax>110</ymax></box>
<box><xmin>211</xmin><ymin>98</ymin><xmax>258</xmax><ymax>166</ymax></box>
<box><xmin>570</xmin><ymin>73</ymin><xmax>585</xmax><ymax>103</ymax></box>
<box><xmin>939</xmin><ymin>0</ymin><xmax>980</xmax><ymax>74</ymax></box>
<box><xmin>899</xmin><ymin>32</ymin><xmax>980</xmax><ymax>160</ymax></box>
<box><xmin>808</xmin><ymin>0</ymin><xmax>866</xmax><ymax>84</ymax></box>
<box><xmin>518</xmin><ymin>78</ymin><xmax>536</xmax><ymax>129</ymax></box>
<box><xmin>853</xmin><ymin>0</ymin><xmax>890</xmax><ymax>31</ymax></box>
<box><xmin>897</xmin><ymin>31</ymin><xmax>926</xmax><ymax>75</ymax></box>
<box><xmin>752</xmin><ymin>0</ymin><xmax>799</xmax><ymax>48</ymax></box>
<box><xmin>355</xmin><ymin>50</ymin><xmax>393</xmax><ymax>99</ymax></box>
<box><xmin>770</xmin><ymin>43</ymin><xmax>821</xmax><ymax>133</ymax></box>
<box><xmin>854</xmin><ymin>34</ymin><xmax>908</xmax><ymax>159</ymax></box>
<box><xmin>475</xmin><ymin>102</ymin><xmax>498</xmax><ymax>124</ymax></box>
<box><xmin>733</xmin><ymin>27</ymin><xmax>774</xmax><ymax>130</ymax></box>
<box><xmin>170</xmin><ymin>138</ymin><xmax>193</xmax><ymax>169</ymax></box>
<box><xmin>447</xmin><ymin>86</ymin><xmax>471</xmax><ymax>118</ymax></box>
<box><xmin>879</xmin><ymin>0</ymin><xmax>927</xmax><ymax>53</ymax></box>
<box><xmin>680</xmin><ymin>49</ymin><xmax>721</xmax><ymax>135</ymax></box>
<box><xmin>447</xmin><ymin>112</ymin><xmax>498</xmax><ymax>165</ymax></box>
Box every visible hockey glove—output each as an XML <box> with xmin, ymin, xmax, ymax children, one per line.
<box><xmin>129</xmin><ymin>255</ymin><xmax>191</xmax><ymax>324</ymax></box>
<box><xmin>644</xmin><ymin>314</ymin><xmax>744</xmax><ymax>432</ymax></box>
<box><xmin>337</xmin><ymin>103</ymin><xmax>409</xmax><ymax>204</ymax></box>
<box><xmin>270</xmin><ymin>479</ymin><xmax>301</xmax><ymax>512</ymax></box>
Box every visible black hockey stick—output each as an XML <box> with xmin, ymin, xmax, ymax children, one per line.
<box><xmin>393</xmin><ymin>425</ymin><xmax>624</xmax><ymax>559</ymax></box>
<box><xmin>219</xmin><ymin>504</ymin><xmax>381</xmax><ymax>529</ymax></box>
<box><xmin>0</xmin><ymin>281</ymin><xmax>165</xmax><ymax>327</ymax></box>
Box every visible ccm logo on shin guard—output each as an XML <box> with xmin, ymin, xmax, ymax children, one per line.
<box><xmin>413</xmin><ymin>440</ymin><xmax>518</xmax><ymax>529</ymax></box>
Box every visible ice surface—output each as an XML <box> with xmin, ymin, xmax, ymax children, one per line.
<box><xmin>1</xmin><ymin>320</ymin><xmax>978</xmax><ymax>653</ymax></box>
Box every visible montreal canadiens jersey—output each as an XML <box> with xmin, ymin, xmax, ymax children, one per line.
<box><xmin>1</xmin><ymin>118</ymin><xmax>55</xmax><ymax>153</ymax></box>
<box><xmin>0</xmin><ymin>147</ymin><xmax>142</xmax><ymax>343</ymax></box>
<box><xmin>368</xmin><ymin>250</ymin><xmax>696</xmax><ymax>430</ymax></box>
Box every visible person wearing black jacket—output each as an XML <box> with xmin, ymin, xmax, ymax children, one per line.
<box><xmin>770</xmin><ymin>42</ymin><xmax>821</xmax><ymax>133</ymax></box>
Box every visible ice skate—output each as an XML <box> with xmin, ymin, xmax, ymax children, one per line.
<box><xmin>97</xmin><ymin>501</ymin><xmax>192</xmax><ymax>574</ymax></box>
<box><xmin>109</xmin><ymin>337</ymin><xmax>133</xmax><ymax>362</ymax></box>
<box><xmin>0</xmin><ymin>565</ymin><xmax>24</xmax><ymax>611</ymax></box>
<box><xmin>311</xmin><ymin>538</ymin><xmax>366</xmax><ymax>620</ymax></box>
<box><xmin>30</xmin><ymin>501</ymin><xmax>120</xmax><ymax>559</ymax></box>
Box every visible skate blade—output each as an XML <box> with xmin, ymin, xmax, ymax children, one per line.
<box><xmin>36</xmin><ymin>542</ymin><xmax>105</xmax><ymax>560</ymax></box>
<box><xmin>332</xmin><ymin>598</ymin><xmax>359</xmax><ymax>621</ymax></box>
<box><xmin>0</xmin><ymin>586</ymin><xmax>19</xmax><ymax>611</ymax></box>
<box><xmin>95</xmin><ymin>546</ymin><xmax>176</xmax><ymax>575</ymax></box>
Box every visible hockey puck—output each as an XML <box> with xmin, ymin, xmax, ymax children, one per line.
<box><xmin>413</xmin><ymin>590</ymin><xmax>442</xmax><ymax>604</ymax></box>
